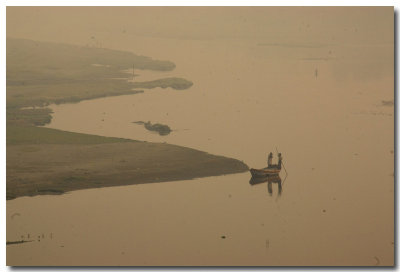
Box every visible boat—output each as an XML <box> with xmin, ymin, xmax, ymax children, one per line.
<box><xmin>250</xmin><ymin>167</ymin><xmax>280</xmax><ymax>178</ymax></box>
<box><xmin>250</xmin><ymin>152</ymin><xmax>283</xmax><ymax>178</ymax></box>
<box><xmin>249</xmin><ymin>174</ymin><xmax>281</xmax><ymax>185</ymax></box>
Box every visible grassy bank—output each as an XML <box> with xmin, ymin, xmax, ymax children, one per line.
<box><xmin>7</xmin><ymin>125</ymin><xmax>134</xmax><ymax>145</ymax></box>
<box><xmin>7</xmin><ymin>141</ymin><xmax>248</xmax><ymax>200</ymax></box>
<box><xmin>7</xmin><ymin>38</ymin><xmax>193</xmax><ymax>126</ymax></box>
<box><xmin>131</xmin><ymin>77</ymin><xmax>193</xmax><ymax>90</ymax></box>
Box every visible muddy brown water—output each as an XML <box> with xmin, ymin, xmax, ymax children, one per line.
<box><xmin>7</xmin><ymin>7</ymin><xmax>394</xmax><ymax>266</ymax></box>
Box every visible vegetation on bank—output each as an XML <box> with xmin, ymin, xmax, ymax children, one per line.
<box><xmin>6</xmin><ymin>240</ymin><xmax>34</xmax><ymax>246</ymax></box>
<box><xmin>132</xmin><ymin>77</ymin><xmax>193</xmax><ymax>90</ymax></box>
<box><xmin>7</xmin><ymin>142</ymin><xmax>249</xmax><ymax>200</ymax></box>
<box><xmin>7</xmin><ymin>38</ymin><xmax>176</xmax><ymax>84</ymax></box>
<box><xmin>7</xmin><ymin>38</ymin><xmax>192</xmax><ymax>127</ymax></box>
<box><xmin>7</xmin><ymin>125</ymin><xmax>134</xmax><ymax>145</ymax></box>
<box><xmin>7</xmin><ymin>108</ymin><xmax>53</xmax><ymax>126</ymax></box>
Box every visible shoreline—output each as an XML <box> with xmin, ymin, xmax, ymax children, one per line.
<box><xmin>7</xmin><ymin>38</ymin><xmax>248</xmax><ymax>200</ymax></box>
<box><xmin>7</xmin><ymin>136</ymin><xmax>249</xmax><ymax>200</ymax></box>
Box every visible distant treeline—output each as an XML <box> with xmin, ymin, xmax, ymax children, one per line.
<box><xmin>7</xmin><ymin>38</ymin><xmax>175</xmax><ymax>85</ymax></box>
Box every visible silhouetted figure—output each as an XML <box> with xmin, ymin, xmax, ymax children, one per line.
<box><xmin>267</xmin><ymin>152</ymin><xmax>273</xmax><ymax>167</ymax></box>
<box><xmin>268</xmin><ymin>153</ymin><xmax>283</xmax><ymax>170</ymax></box>
<box><xmin>277</xmin><ymin>153</ymin><xmax>283</xmax><ymax>170</ymax></box>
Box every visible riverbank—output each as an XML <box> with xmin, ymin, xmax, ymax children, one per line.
<box><xmin>6</xmin><ymin>38</ymin><xmax>192</xmax><ymax>125</ymax></box>
<box><xmin>6</xmin><ymin>38</ymin><xmax>248</xmax><ymax>200</ymax></box>
<box><xmin>7</xmin><ymin>138</ymin><xmax>248</xmax><ymax>200</ymax></box>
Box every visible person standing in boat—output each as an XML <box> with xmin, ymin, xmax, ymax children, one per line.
<box><xmin>267</xmin><ymin>152</ymin><xmax>273</xmax><ymax>167</ymax></box>
<box><xmin>277</xmin><ymin>153</ymin><xmax>283</xmax><ymax>170</ymax></box>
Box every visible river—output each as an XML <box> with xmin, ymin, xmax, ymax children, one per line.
<box><xmin>6</xmin><ymin>34</ymin><xmax>394</xmax><ymax>265</ymax></box>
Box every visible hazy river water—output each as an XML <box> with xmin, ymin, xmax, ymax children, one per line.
<box><xmin>7</xmin><ymin>36</ymin><xmax>394</xmax><ymax>266</ymax></box>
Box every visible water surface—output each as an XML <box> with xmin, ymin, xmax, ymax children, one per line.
<box><xmin>7</xmin><ymin>7</ymin><xmax>394</xmax><ymax>266</ymax></box>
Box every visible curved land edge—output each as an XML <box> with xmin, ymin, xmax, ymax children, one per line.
<box><xmin>7</xmin><ymin>38</ymin><xmax>193</xmax><ymax>127</ymax></box>
<box><xmin>7</xmin><ymin>129</ymin><xmax>249</xmax><ymax>200</ymax></box>
<box><xmin>6</xmin><ymin>39</ymin><xmax>245</xmax><ymax>200</ymax></box>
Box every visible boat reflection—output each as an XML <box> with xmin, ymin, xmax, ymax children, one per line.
<box><xmin>249</xmin><ymin>175</ymin><xmax>282</xmax><ymax>196</ymax></box>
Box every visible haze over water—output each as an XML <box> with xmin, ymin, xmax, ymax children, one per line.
<box><xmin>7</xmin><ymin>7</ymin><xmax>394</xmax><ymax>266</ymax></box>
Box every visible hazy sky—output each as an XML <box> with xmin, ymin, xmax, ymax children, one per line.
<box><xmin>7</xmin><ymin>7</ymin><xmax>393</xmax><ymax>46</ymax></box>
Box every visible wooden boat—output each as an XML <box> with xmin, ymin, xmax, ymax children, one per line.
<box><xmin>250</xmin><ymin>152</ymin><xmax>283</xmax><ymax>178</ymax></box>
<box><xmin>250</xmin><ymin>167</ymin><xmax>280</xmax><ymax>178</ymax></box>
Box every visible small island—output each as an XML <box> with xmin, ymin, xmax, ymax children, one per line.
<box><xmin>133</xmin><ymin>121</ymin><xmax>172</xmax><ymax>136</ymax></box>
